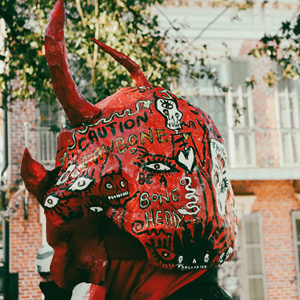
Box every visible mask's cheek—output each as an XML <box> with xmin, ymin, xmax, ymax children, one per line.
<box><xmin>48</xmin><ymin>216</ymin><xmax>108</xmax><ymax>289</ymax></box>
<box><xmin>44</xmin><ymin>196</ymin><xmax>104</xmax><ymax>227</ymax></box>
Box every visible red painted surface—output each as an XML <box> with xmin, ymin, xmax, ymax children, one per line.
<box><xmin>21</xmin><ymin>0</ymin><xmax>237</xmax><ymax>291</ymax></box>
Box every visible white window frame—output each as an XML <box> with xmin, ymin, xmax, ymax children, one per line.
<box><xmin>227</xmin><ymin>85</ymin><xmax>256</xmax><ymax>168</ymax></box>
<box><xmin>292</xmin><ymin>210</ymin><xmax>300</xmax><ymax>298</ymax></box>
<box><xmin>275</xmin><ymin>78</ymin><xmax>300</xmax><ymax>167</ymax></box>
<box><xmin>241</xmin><ymin>212</ymin><xmax>267</xmax><ymax>300</ymax></box>
<box><xmin>180</xmin><ymin>61</ymin><xmax>256</xmax><ymax>168</ymax></box>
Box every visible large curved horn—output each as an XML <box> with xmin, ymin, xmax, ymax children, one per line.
<box><xmin>21</xmin><ymin>148</ymin><xmax>59</xmax><ymax>205</ymax></box>
<box><xmin>91</xmin><ymin>38</ymin><xmax>151</xmax><ymax>87</ymax></box>
<box><xmin>45</xmin><ymin>0</ymin><xmax>101</xmax><ymax>127</ymax></box>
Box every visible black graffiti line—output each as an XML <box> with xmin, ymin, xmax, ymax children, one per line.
<box><xmin>196</xmin><ymin>167</ymin><xmax>209</xmax><ymax>226</ymax></box>
<box><xmin>61</xmin><ymin>100</ymin><xmax>153</xmax><ymax>164</ymax></box>
<box><xmin>131</xmin><ymin>221</ymin><xmax>171</xmax><ymax>237</ymax></box>
<box><xmin>99</xmin><ymin>100</ymin><xmax>153</xmax><ymax>124</ymax></box>
<box><xmin>121</xmin><ymin>209</ymin><xmax>126</xmax><ymax>230</ymax></box>
<box><xmin>182</xmin><ymin>121</ymin><xmax>196</xmax><ymax>129</ymax></box>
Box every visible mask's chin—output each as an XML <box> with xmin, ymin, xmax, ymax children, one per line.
<box><xmin>48</xmin><ymin>215</ymin><xmax>109</xmax><ymax>289</ymax></box>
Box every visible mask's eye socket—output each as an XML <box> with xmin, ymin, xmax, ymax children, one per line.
<box><xmin>69</xmin><ymin>177</ymin><xmax>94</xmax><ymax>191</ymax></box>
<box><xmin>105</xmin><ymin>182</ymin><xmax>114</xmax><ymax>190</ymax></box>
<box><xmin>56</xmin><ymin>165</ymin><xmax>76</xmax><ymax>186</ymax></box>
<box><xmin>154</xmin><ymin>248</ymin><xmax>177</xmax><ymax>262</ymax></box>
<box><xmin>44</xmin><ymin>195</ymin><xmax>59</xmax><ymax>208</ymax></box>
<box><xmin>119</xmin><ymin>181</ymin><xmax>126</xmax><ymax>188</ymax></box>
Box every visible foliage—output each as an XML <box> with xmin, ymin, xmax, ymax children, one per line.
<box><xmin>1</xmin><ymin>0</ymin><xmax>300</xmax><ymax>112</ymax></box>
<box><xmin>170</xmin><ymin>0</ymin><xmax>300</xmax><ymax>90</ymax></box>
<box><xmin>249</xmin><ymin>12</ymin><xmax>300</xmax><ymax>86</ymax></box>
<box><xmin>0</xmin><ymin>0</ymin><xmax>180</xmax><ymax>109</ymax></box>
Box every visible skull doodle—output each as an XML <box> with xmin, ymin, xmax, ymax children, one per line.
<box><xmin>154</xmin><ymin>92</ymin><xmax>183</xmax><ymax>131</ymax></box>
<box><xmin>21</xmin><ymin>0</ymin><xmax>237</xmax><ymax>289</ymax></box>
<box><xmin>99</xmin><ymin>154</ymin><xmax>129</xmax><ymax>205</ymax></box>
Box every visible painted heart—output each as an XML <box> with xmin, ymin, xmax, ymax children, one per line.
<box><xmin>176</xmin><ymin>147</ymin><xmax>196</xmax><ymax>172</ymax></box>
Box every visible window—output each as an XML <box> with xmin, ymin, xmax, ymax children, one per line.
<box><xmin>276</xmin><ymin>77</ymin><xmax>300</xmax><ymax>166</ymax></box>
<box><xmin>227</xmin><ymin>60</ymin><xmax>256</xmax><ymax>168</ymax></box>
<box><xmin>292</xmin><ymin>210</ymin><xmax>300</xmax><ymax>298</ymax></box>
<box><xmin>0</xmin><ymin>216</ymin><xmax>3</xmax><ymax>267</ymax></box>
<box><xmin>36</xmin><ymin>102</ymin><xmax>65</xmax><ymax>168</ymax></box>
<box><xmin>241</xmin><ymin>213</ymin><xmax>267</xmax><ymax>300</ymax></box>
<box><xmin>179</xmin><ymin>59</ymin><xmax>256</xmax><ymax>168</ymax></box>
<box><xmin>218</xmin><ymin>231</ymin><xmax>241</xmax><ymax>299</ymax></box>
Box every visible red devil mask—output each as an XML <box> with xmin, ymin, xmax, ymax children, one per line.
<box><xmin>21</xmin><ymin>0</ymin><xmax>237</xmax><ymax>289</ymax></box>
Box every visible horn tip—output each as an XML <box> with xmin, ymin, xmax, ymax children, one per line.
<box><xmin>22</xmin><ymin>148</ymin><xmax>33</xmax><ymax>167</ymax></box>
<box><xmin>23</xmin><ymin>147</ymin><xmax>29</xmax><ymax>156</ymax></box>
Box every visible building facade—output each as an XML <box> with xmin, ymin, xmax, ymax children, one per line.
<box><xmin>158</xmin><ymin>1</ymin><xmax>300</xmax><ymax>299</ymax></box>
<box><xmin>0</xmin><ymin>1</ymin><xmax>300</xmax><ymax>299</ymax></box>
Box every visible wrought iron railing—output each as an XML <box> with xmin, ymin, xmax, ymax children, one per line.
<box><xmin>36</xmin><ymin>127</ymin><xmax>58</xmax><ymax>167</ymax></box>
<box><xmin>29</xmin><ymin>94</ymin><xmax>300</xmax><ymax>169</ymax></box>
<box><xmin>25</xmin><ymin>125</ymin><xmax>59</xmax><ymax>168</ymax></box>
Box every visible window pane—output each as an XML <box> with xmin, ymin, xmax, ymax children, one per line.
<box><xmin>0</xmin><ymin>217</ymin><xmax>3</xmax><ymax>265</ymax></box>
<box><xmin>249</xmin><ymin>278</ymin><xmax>265</xmax><ymax>300</ymax></box>
<box><xmin>297</xmin><ymin>80</ymin><xmax>300</xmax><ymax>123</ymax></box>
<box><xmin>296</xmin><ymin>220</ymin><xmax>300</xmax><ymax>241</ymax></box>
<box><xmin>247</xmin><ymin>247</ymin><xmax>262</xmax><ymax>275</ymax></box>
<box><xmin>245</xmin><ymin>215</ymin><xmax>260</xmax><ymax>244</ymax></box>
<box><xmin>230</xmin><ymin>60</ymin><xmax>249</xmax><ymax>91</ymax></box>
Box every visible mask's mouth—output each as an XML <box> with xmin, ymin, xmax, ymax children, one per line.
<box><xmin>107</xmin><ymin>191</ymin><xmax>129</xmax><ymax>201</ymax></box>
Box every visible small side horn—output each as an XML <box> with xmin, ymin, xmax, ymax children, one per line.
<box><xmin>21</xmin><ymin>148</ymin><xmax>59</xmax><ymax>205</ymax></box>
<box><xmin>91</xmin><ymin>38</ymin><xmax>151</xmax><ymax>88</ymax></box>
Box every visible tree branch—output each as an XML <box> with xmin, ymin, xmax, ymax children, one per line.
<box><xmin>92</xmin><ymin>0</ymin><xmax>99</xmax><ymax>86</ymax></box>
<box><xmin>75</xmin><ymin>0</ymin><xmax>87</xmax><ymax>27</ymax></box>
<box><xmin>182</xmin><ymin>5</ymin><xmax>230</xmax><ymax>51</ymax></box>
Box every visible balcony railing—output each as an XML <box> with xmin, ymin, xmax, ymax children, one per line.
<box><xmin>29</xmin><ymin>92</ymin><xmax>300</xmax><ymax>170</ymax></box>
<box><xmin>187</xmin><ymin>87</ymin><xmax>257</xmax><ymax>168</ymax></box>
<box><xmin>36</xmin><ymin>127</ymin><xmax>58</xmax><ymax>167</ymax></box>
<box><xmin>25</xmin><ymin>125</ymin><xmax>58</xmax><ymax>168</ymax></box>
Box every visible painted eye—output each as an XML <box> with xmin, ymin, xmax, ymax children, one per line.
<box><xmin>105</xmin><ymin>182</ymin><xmax>114</xmax><ymax>190</ymax></box>
<box><xmin>69</xmin><ymin>177</ymin><xmax>93</xmax><ymax>191</ymax></box>
<box><xmin>154</xmin><ymin>248</ymin><xmax>176</xmax><ymax>262</ymax></box>
<box><xmin>44</xmin><ymin>195</ymin><xmax>59</xmax><ymax>208</ymax></box>
<box><xmin>147</xmin><ymin>162</ymin><xmax>171</xmax><ymax>172</ymax></box>
<box><xmin>134</xmin><ymin>152</ymin><xmax>180</xmax><ymax>176</ymax></box>
<box><xmin>120</xmin><ymin>180</ymin><xmax>126</xmax><ymax>188</ymax></box>
<box><xmin>90</xmin><ymin>207</ymin><xmax>103</xmax><ymax>213</ymax></box>
<box><xmin>56</xmin><ymin>165</ymin><xmax>76</xmax><ymax>185</ymax></box>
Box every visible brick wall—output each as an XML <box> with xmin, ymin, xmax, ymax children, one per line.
<box><xmin>9</xmin><ymin>99</ymin><xmax>43</xmax><ymax>299</ymax></box>
<box><xmin>5</xmin><ymin>37</ymin><xmax>300</xmax><ymax>300</ymax></box>
<box><xmin>232</xmin><ymin>180</ymin><xmax>300</xmax><ymax>299</ymax></box>
<box><xmin>231</xmin><ymin>39</ymin><xmax>300</xmax><ymax>299</ymax></box>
